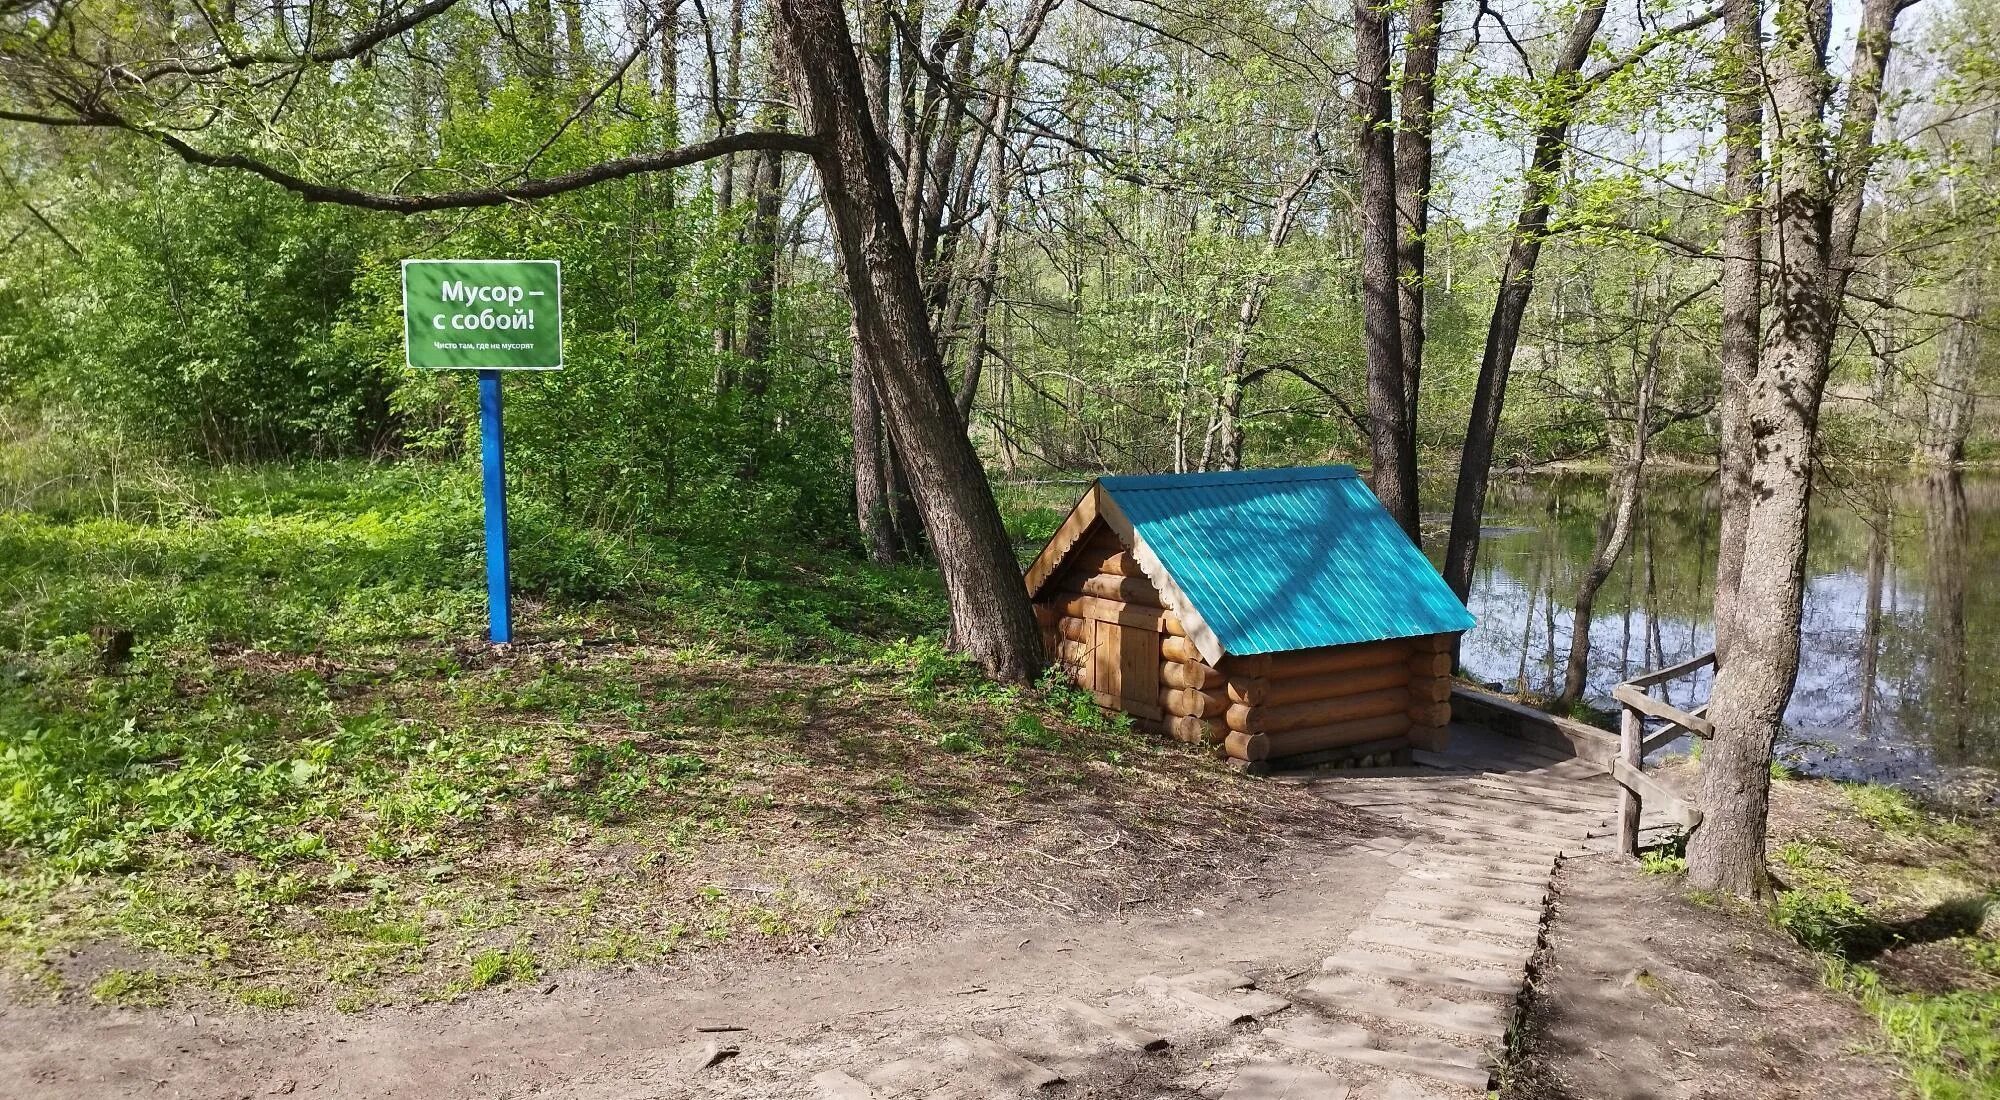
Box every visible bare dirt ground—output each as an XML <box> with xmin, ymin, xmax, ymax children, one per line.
<box><xmin>1504</xmin><ymin>853</ymin><xmax>1905</xmax><ymax>1100</ymax></box>
<box><xmin>1</xmin><ymin>839</ymin><xmax>1389</xmax><ymax>1099</ymax></box>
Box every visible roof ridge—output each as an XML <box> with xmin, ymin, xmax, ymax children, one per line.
<box><xmin>1098</xmin><ymin>465</ymin><xmax>1359</xmax><ymax>491</ymax></box>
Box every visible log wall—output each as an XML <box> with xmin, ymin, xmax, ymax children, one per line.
<box><xmin>1033</xmin><ymin>525</ymin><xmax>1457</xmax><ymax>765</ymax></box>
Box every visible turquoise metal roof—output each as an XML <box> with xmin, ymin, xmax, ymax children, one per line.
<box><xmin>1098</xmin><ymin>466</ymin><xmax>1474</xmax><ymax>656</ymax></box>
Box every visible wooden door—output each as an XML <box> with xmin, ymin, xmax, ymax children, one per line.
<box><xmin>1092</xmin><ymin>619</ymin><xmax>1162</xmax><ymax>720</ymax></box>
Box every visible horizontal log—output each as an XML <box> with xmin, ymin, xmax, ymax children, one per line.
<box><xmin>1167</xmin><ymin>714</ymin><xmax>1227</xmax><ymax>745</ymax></box>
<box><xmin>1053</xmin><ymin>593</ymin><xmax>1168</xmax><ymax>632</ymax></box>
<box><xmin>1409</xmin><ymin>700</ymin><xmax>1452</xmax><ymax>727</ymax></box>
<box><xmin>1223</xmin><ymin>653</ymin><xmax>1271</xmax><ymax>677</ymax></box>
<box><xmin>1076</xmin><ymin>550</ymin><xmax>1142</xmax><ymax>578</ymax></box>
<box><xmin>1611</xmin><ymin>683</ymin><xmax>1714</xmax><ymax>738</ymax></box>
<box><xmin>1262</xmin><ymin>662</ymin><xmax>1410</xmax><ymax>707</ymax></box>
<box><xmin>1622</xmin><ymin>650</ymin><xmax>1716</xmax><ymax>689</ymax></box>
<box><xmin>1263</xmin><ymin>713</ymin><xmax>1412</xmax><ymax>758</ymax></box>
<box><xmin>1408</xmin><ymin>651</ymin><xmax>1453</xmax><ymax>678</ymax></box>
<box><xmin>1263</xmin><ymin>640</ymin><xmax>1413</xmax><ymax>680</ymax></box>
<box><xmin>1408</xmin><ymin>674</ymin><xmax>1453</xmax><ymax>704</ymax></box>
<box><xmin>1162</xmin><ymin>636</ymin><xmax>1204</xmax><ymax>664</ymax></box>
<box><xmin>1223</xmin><ymin>730</ymin><xmax>1269</xmax><ymax>763</ymax></box>
<box><xmin>1160</xmin><ymin>660</ymin><xmax>1223</xmax><ymax>690</ymax></box>
<box><xmin>1226</xmin><ymin>686</ymin><xmax>1412</xmax><ymax>734</ymax></box>
<box><xmin>1033</xmin><ymin>603</ymin><xmax>1059</xmax><ymax>627</ymax></box>
<box><xmin>1162</xmin><ymin>611</ymin><xmax>1186</xmax><ymax>638</ymax></box>
<box><xmin>1409</xmin><ymin>633</ymin><xmax>1455</xmax><ymax>654</ymax></box>
<box><xmin>1162</xmin><ymin>686</ymin><xmax>1229</xmax><ymax>719</ymax></box>
<box><xmin>1072</xmin><ymin>573</ymin><xmax>1162</xmax><ymax>607</ymax></box>
<box><xmin>1056</xmin><ymin>639</ymin><xmax>1090</xmax><ymax>667</ymax></box>
<box><xmin>1056</xmin><ymin>615</ymin><xmax>1091</xmax><ymax>643</ymax></box>
<box><xmin>1225</xmin><ymin>672</ymin><xmax>1267</xmax><ymax>706</ymax></box>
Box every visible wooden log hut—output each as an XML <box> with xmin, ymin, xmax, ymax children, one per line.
<box><xmin>1025</xmin><ymin>466</ymin><xmax>1475</xmax><ymax>769</ymax></box>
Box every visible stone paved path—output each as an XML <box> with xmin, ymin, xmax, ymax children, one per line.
<box><xmin>788</xmin><ymin>736</ymin><xmax>1635</xmax><ymax>1098</ymax></box>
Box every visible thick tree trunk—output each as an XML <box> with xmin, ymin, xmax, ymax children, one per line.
<box><xmin>1690</xmin><ymin>0</ymin><xmax>1902</xmax><ymax>897</ymax></box>
<box><xmin>1353</xmin><ymin>0</ymin><xmax>1417</xmax><ymax>539</ymax></box>
<box><xmin>1712</xmin><ymin>0</ymin><xmax>1765</xmax><ymax>661</ymax></box>
<box><xmin>1440</xmin><ymin>1</ymin><xmax>1606</xmax><ymax>600</ymax></box>
<box><xmin>777</xmin><ymin>0</ymin><xmax>1044</xmax><ymax>681</ymax></box>
<box><xmin>1395</xmin><ymin>0</ymin><xmax>1442</xmax><ymax>457</ymax></box>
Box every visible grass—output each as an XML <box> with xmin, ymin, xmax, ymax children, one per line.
<box><xmin>1755</xmin><ymin>774</ymin><xmax>2000</xmax><ymax>1097</ymax></box>
<box><xmin>0</xmin><ymin>433</ymin><xmax>1344</xmax><ymax>1012</ymax></box>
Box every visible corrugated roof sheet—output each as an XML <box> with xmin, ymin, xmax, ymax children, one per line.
<box><xmin>1099</xmin><ymin>465</ymin><xmax>1474</xmax><ymax>656</ymax></box>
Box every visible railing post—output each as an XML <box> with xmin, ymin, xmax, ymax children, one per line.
<box><xmin>1618</xmin><ymin>701</ymin><xmax>1642</xmax><ymax>858</ymax></box>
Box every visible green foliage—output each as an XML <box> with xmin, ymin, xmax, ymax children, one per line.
<box><xmin>3</xmin><ymin>149</ymin><xmax>395</xmax><ymax>459</ymax></box>
<box><xmin>88</xmin><ymin>968</ymin><xmax>172</xmax><ymax>1007</ymax></box>
<box><xmin>465</xmin><ymin>947</ymin><xmax>537</xmax><ymax>989</ymax></box>
<box><xmin>1773</xmin><ymin>885</ymin><xmax>1873</xmax><ymax>954</ymax></box>
<box><xmin>1639</xmin><ymin>851</ymin><xmax>1687</xmax><ymax>875</ymax></box>
<box><xmin>1825</xmin><ymin>960</ymin><xmax>2000</xmax><ymax>1099</ymax></box>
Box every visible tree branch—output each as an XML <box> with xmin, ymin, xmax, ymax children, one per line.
<box><xmin>121</xmin><ymin>124</ymin><xmax>822</xmax><ymax>212</ymax></box>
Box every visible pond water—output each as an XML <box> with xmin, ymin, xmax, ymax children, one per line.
<box><xmin>1440</xmin><ymin>470</ymin><xmax>2000</xmax><ymax>800</ymax></box>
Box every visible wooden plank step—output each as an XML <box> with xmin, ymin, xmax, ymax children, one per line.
<box><xmin>1381</xmin><ymin>890</ymin><xmax>1545</xmax><ymax>926</ymax></box>
<box><xmin>1319</xmin><ymin>950</ymin><xmax>1520</xmax><ymax>997</ymax></box>
<box><xmin>1349</xmin><ymin>810</ymin><xmax>1581</xmax><ymax>853</ymax></box>
<box><xmin>1331</xmin><ymin>788</ymin><xmax>1597</xmax><ymax>829</ymax></box>
<box><xmin>945</xmin><ymin>1033</ymin><xmax>1064</xmax><ymax>1090</ymax></box>
<box><xmin>1379</xmin><ymin>907</ymin><xmax>1543</xmax><ymax>945</ymax></box>
<box><xmin>1265</xmin><ymin>1024</ymin><xmax>1492</xmax><ymax>1089</ymax></box>
<box><xmin>1411</xmin><ymin>751</ymin><xmax>1608</xmax><ymax>788</ymax></box>
<box><xmin>1058</xmin><ymin>999</ymin><xmax>1169</xmax><ymax>1052</ymax></box>
<box><xmin>812</xmin><ymin>1069</ymin><xmax>878</xmax><ymax>1099</ymax></box>
<box><xmin>1328</xmin><ymin>793</ymin><xmax>1581</xmax><ymax>836</ymax></box>
<box><xmin>1223</xmin><ymin>1061</ymin><xmax>1353</xmax><ymax>1099</ymax></box>
<box><xmin>1170</xmin><ymin>968</ymin><xmax>1260</xmax><ymax>991</ymax></box>
<box><xmin>1399</xmin><ymin>865</ymin><xmax>1553</xmax><ymax>900</ymax></box>
<box><xmin>1349</xmin><ymin>925</ymin><xmax>1528</xmax><ymax>967</ymax></box>
<box><xmin>1137</xmin><ymin>974</ymin><xmax>1290</xmax><ymax>1024</ymax></box>
<box><xmin>1383</xmin><ymin>851</ymin><xmax>1548</xmax><ymax>885</ymax></box>
<box><xmin>1388</xmin><ymin>872</ymin><xmax>1547</xmax><ymax>908</ymax></box>
<box><xmin>1301</xmin><ymin>976</ymin><xmax>1506</xmax><ymax>1040</ymax></box>
<box><xmin>1391</xmin><ymin>790</ymin><xmax>1601</xmax><ymax>831</ymax></box>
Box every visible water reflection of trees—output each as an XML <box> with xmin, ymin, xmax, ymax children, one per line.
<box><xmin>1454</xmin><ymin>470</ymin><xmax>1998</xmax><ymax>782</ymax></box>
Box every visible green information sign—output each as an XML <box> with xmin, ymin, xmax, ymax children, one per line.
<box><xmin>402</xmin><ymin>259</ymin><xmax>563</xmax><ymax>370</ymax></box>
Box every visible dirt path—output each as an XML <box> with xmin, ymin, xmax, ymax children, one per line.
<box><xmin>1506</xmin><ymin>854</ymin><xmax>1904</xmax><ymax>1100</ymax></box>
<box><xmin>1</xmin><ymin>738</ymin><xmax>1621</xmax><ymax>1100</ymax></box>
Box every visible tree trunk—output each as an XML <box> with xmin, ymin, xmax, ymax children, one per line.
<box><xmin>1395</xmin><ymin>0</ymin><xmax>1442</xmax><ymax>459</ymax></box>
<box><xmin>741</xmin><ymin>109</ymin><xmax>788</xmax><ymax>399</ymax></box>
<box><xmin>1353</xmin><ymin>0</ymin><xmax>1417</xmax><ymax>539</ymax></box>
<box><xmin>1558</xmin><ymin>280</ymin><xmax>1687</xmax><ymax>707</ymax></box>
<box><xmin>1712</xmin><ymin>0</ymin><xmax>1765</xmax><ymax>660</ymax></box>
<box><xmin>850</xmin><ymin>340</ymin><xmax>897</xmax><ymax>564</ymax></box>
<box><xmin>1924</xmin><ymin>468</ymin><xmax>1970</xmax><ymax>757</ymax></box>
<box><xmin>1440</xmin><ymin>1</ymin><xmax>1607</xmax><ymax>600</ymax></box>
<box><xmin>1918</xmin><ymin>271</ymin><xmax>1983</xmax><ymax>466</ymax></box>
<box><xmin>1690</xmin><ymin>0</ymin><xmax>1903</xmax><ymax>897</ymax></box>
<box><xmin>777</xmin><ymin>0</ymin><xmax>1044</xmax><ymax>682</ymax></box>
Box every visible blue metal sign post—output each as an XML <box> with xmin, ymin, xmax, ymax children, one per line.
<box><xmin>401</xmin><ymin>259</ymin><xmax>561</xmax><ymax>646</ymax></box>
<box><xmin>478</xmin><ymin>369</ymin><xmax>513</xmax><ymax>644</ymax></box>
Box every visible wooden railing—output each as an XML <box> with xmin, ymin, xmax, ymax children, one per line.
<box><xmin>1608</xmin><ymin>651</ymin><xmax>1714</xmax><ymax>857</ymax></box>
